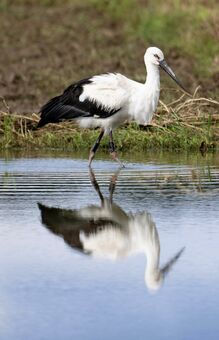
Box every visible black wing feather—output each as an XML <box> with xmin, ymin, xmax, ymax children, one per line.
<box><xmin>37</xmin><ymin>77</ymin><xmax>121</xmax><ymax>128</ymax></box>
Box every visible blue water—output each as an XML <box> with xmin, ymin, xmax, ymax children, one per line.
<box><xmin>0</xmin><ymin>151</ymin><xmax>219</xmax><ymax>340</ymax></box>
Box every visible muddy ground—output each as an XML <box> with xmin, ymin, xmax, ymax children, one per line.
<box><xmin>0</xmin><ymin>1</ymin><xmax>218</xmax><ymax>115</ymax></box>
<box><xmin>0</xmin><ymin>1</ymin><xmax>143</xmax><ymax>114</ymax></box>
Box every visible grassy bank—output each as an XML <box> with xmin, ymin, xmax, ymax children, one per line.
<box><xmin>1</xmin><ymin>93</ymin><xmax>218</xmax><ymax>151</ymax></box>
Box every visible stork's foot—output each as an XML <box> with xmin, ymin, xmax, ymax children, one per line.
<box><xmin>110</xmin><ymin>151</ymin><xmax>125</xmax><ymax>168</ymax></box>
<box><xmin>108</xmin><ymin>130</ymin><xmax>125</xmax><ymax>168</ymax></box>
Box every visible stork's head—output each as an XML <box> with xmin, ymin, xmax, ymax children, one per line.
<box><xmin>145</xmin><ymin>270</ymin><xmax>164</xmax><ymax>292</ymax></box>
<box><xmin>144</xmin><ymin>46</ymin><xmax>189</xmax><ymax>93</ymax></box>
<box><xmin>144</xmin><ymin>47</ymin><xmax>164</xmax><ymax>66</ymax></box>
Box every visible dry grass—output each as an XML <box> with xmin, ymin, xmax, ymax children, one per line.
<box><xmin>156</xmin><ymin>87</ymin><xmax>219</xmax><ymax>133</ymax></box>
<box><xmin>0</xmin><ymin>88</ymin><xmax>218</xmax><ymax>151</ymax></box>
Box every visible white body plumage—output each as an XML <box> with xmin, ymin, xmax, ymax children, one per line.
<box><xmin>66</xmin><ymin>198</ymin><xmax>183</xmax><ymax>291</ymax></box>
<box><xmin>78</xmin><ymin>65</ymin><xmax>160</xmax><ymax>133</ymax></box>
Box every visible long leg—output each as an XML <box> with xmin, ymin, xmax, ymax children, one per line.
<box><xmin>89</xmin><ymin>167</ymin><xmax>121</xmax><ymax>206</ymax></box>
<box><xmin>109</xmin><ymin>168</ymin><xmax>122</xmax><ymax>204</ymax></box>
<box><xmin>89</xmin><ymin>168</ymin><xmax>104</xmax><ymax>204</ymax></box>
<box><xmin>109</xmin><ymin>130</ymin><xmax>124</xmax><ymax>167</ymax></box>
<box><xmin>88</xmin><ymin>128</ymin><xmax>104</xmax><ymax>167</ymax></box>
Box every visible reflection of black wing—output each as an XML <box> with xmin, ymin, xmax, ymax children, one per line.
<box><xmin>38</xmin><ymin>203</ymin><xmax>121</xmax><ymax>254</ymax></box>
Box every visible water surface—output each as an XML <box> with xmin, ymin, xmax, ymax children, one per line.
<box><xmin>0</xmin><ymin>151</ymin><xmax>219</xmax><ymax>340</ymax></box>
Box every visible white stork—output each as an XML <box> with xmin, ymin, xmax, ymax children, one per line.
<box><xmin>38</xmin><ymin>47</ymin><xmax>188</xmax><ymax>166</ymax></box>
<box><xmin>38</xmin><ymin>169</ymin><xmax>185</xmax><ymax>291</ymax></box>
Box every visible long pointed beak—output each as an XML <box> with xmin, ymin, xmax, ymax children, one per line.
<box><xmin>161</xmin><ymin>247</ymin><xmax>185</xmax><ymax>278</ymax></box>
<box><xmin>159</xmin><ymin>59</ymin><xmax>189</xmax><ymax>94</ymax></box>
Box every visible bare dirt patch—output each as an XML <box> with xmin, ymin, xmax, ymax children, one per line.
<box><xmin>0</xmin><ymin>1</ymin><xmax>143</xmax><ymax>113</ymax></box>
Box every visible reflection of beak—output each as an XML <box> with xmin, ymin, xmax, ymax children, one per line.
<box><xmin>159</xmin><ymin>59</ymin><xmax>190</xmax><ymax>94</ymax></box>
<box><xmin>161</xmin><ymin>247</ymin><xmax>185</xmax><ymax>278</ymax></box>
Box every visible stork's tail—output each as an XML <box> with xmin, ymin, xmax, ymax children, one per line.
<box><xmin>37</xmin><ymin>95</ymin><xmax>88</xmax><ymax>128</ymax></box>
<box><xmin>37</xmin><ymin>95</ymin><xmax>61</xmax><ymax>127</ymax></box>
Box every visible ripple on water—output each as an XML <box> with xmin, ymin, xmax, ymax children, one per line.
<box><xmin>0</xmin><ymin>155</ymin><xmax>219</xmax><ymax>340</ymax></box>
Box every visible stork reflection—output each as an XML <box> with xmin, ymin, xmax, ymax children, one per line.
<box><xmin>38</xmin><ymin>169</ymin><xmax>184</xmax><ymax>291</ymax></box>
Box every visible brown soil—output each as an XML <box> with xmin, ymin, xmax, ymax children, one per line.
<box><xmin>0</xmin><ymin>1</ymin><xmax>217</xmax><ymax>115</ymax></box>
<box><xmin>0</xmin><ymin>1</ymin><xmax>142</xmax><ymax>114</ymax></box>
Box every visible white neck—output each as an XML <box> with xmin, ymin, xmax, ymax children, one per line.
<box><xmin>145</xmin><ymin>246</ymin><xmax>160</xmax><ymax>274</ymax></box>
<box><xmin>144</xmin><ymin>62</ymin><xmax>160</xmax><ymax>92</ymax></box>
<box><xmin>144</xmin><ymin>248</ymin><xmax>162</xmax><ymax>290</ymax></box>
<box><xmin>129</xmin><ymin>60</ymin><xmax>161</xmax><ymax>125</ymax></box>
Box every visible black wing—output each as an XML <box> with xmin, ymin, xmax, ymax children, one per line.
<box><xmin>37</xmin><ymin>77</ymin><xmax>120</xmax><ymax>128</ymax></box>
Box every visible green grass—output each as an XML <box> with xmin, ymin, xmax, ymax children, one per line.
<box><xmin>0</xmin><ymin>113</ymin><xmax>217</xmax><ymax>152</ymax></box>
<box><xmin>2</xmin><ymin>0</ymin><xmax>218</xmax><ymax>85</ymax></box>
<box><xmin>92</xmin><ymin>0</ymin><xmax>219</xmax><ymax>83</ymax></box>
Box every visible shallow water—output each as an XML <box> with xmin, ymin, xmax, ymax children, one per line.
<box><xmin>0</xmin><ymin>150</ymin><xmax>219</xmax><ymax>340</ymax></box>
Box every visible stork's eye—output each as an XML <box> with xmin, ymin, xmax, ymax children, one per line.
<box><xmin>154</xmin><ymin>54</ymin><xmax>160</xmax><ymax>59</ymax></box>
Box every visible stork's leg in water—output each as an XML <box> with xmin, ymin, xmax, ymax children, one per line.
<box><xmin>88</xmin><ymin>128</ymin><xmax>104</xmax><ymax>167</ymax></box>
<box><xmin>109</xmin><ymin>168</ymin><xmax>122</xmax><ymax>204</ymax></box>
<box><xmin>109</xmin><ymin>130</ymin><xmax>124</xmax><ymax>167</ymax></box>
<box><xmin>89</xmin><ymin>168</ymin><xmax>104</xmax><ymax>204</ymax></box>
